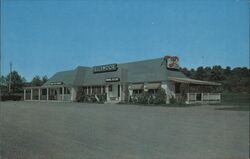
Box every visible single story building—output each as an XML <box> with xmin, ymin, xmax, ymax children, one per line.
<box><xmin>24</xmin><ymin>56</ymin><xmax>221</xmax><ymax>104</ymax></box>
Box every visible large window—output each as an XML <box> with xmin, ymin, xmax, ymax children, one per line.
<box><xmin>109</xmin><ymin>85</ymin><xmax>112</xmax><ymax>92</ymax></box>
<box><xmin>64</xmin><ymin>87</ymin><xmax>70</xmax><ymax>94</ymax></box>
<box><xmin>42</xmin><ymin>89</ymin><xmax>47</xmax><ymax>95</ymax></box>
<box><xmin>175</xmin><ymin>83</ymin><xmax>181</xmax><ymax>93</ymax></box>
<box><xmin>133</xmin><ymin>89</ymin><xmax>143</xmax><ymax>94</ymax></box>
<box><xmin>148</xmin><ymin>89</ymin><xmax>159</xmax><ymax>94</ymax></box>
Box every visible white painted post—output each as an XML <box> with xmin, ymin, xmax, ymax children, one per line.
<box><xmin>120</xmin><ymin>84</ymin><xmax>122</xmax><ymax>101</ymax></box>
<box><xmin>90</xmin><ymin>86</ymin><xmax>92</xmax><ymax>94</ymax></box>
<box><xmin>62</xmin><ymin>87</ymin><xmax>64</xmax><ymax>101</ymax></box>
<box><xmin>47</xmin><ymin>88</ymin><xmax>49</xmax><ymax>100</ymax></box>
<box><xmin>31</xmin><ymin>89</ymin><xmax>33</xmax><ymax>100</ymax></box>
<box><xmin>38</xmin><ymin>89</ymin><xmax>41</xmax><ymax>100</ymax></box>
<box><xmin>106</xmin><ymin>85</ymin><xmax>109</xmax><ymax>102</ymax></box>
<box><xmin>24</xmin><ymin>89</ymin><xmax>26</xmax><ymax>100</ymax></box>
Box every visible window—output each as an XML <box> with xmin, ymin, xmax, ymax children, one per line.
<box><xmin>42</xmin><ymin>89</ymin><xmax>47</xmax><ymax>95</ymax></box>
<box><xmin>83</xmin><ymin>87</ymin><xmax>87</xmax><ymax>94</ymax></box>
<box><xmin>64</xmin><ymin>87</ymin><xmax>70</xmax><ymax>94</ymax></box>
<box><xmin>175</xmin><ymin>83</ymin><xmax>181</xmax><ymax>93</ymax></box>
<box><xmin>133</xmin><ymin>89</ymin><xmax>143</xmax><ymax>94</ymax></box>
<box><xmin>148</xmin><ymin>89</ymin><xmax>159</xmax><ymax>94</ymax></box>
<box><xmin>109</xmin><ymin>85</ymin><xmax>112</xmax><ymax>92</ymax></box>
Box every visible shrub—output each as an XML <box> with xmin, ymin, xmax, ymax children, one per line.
<box><xmin>128</xmin><ymin>89</ymin><xmax>167</xmax><ymax>105</ymax></box>
<box><xmin>169</xmin><ymin>97</ymin><xmax>176</xmax><ymax>104</ymax></box>
<box><xmin>154</xmin><ymin>88</ymin><xmax>167</xmax><ymax>105</ymax></box>
<box><xmin>76</xmin><ymin>89</ymin><xmax>107</xmax><ymax>103</ymax></box>
<box><xmin>1</xmin><ymin>93</ymin><xmax>22</xmax><ymax>101</ymax></box>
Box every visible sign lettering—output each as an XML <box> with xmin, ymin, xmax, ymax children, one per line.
<box><xmin>105</xmin><ymin>77</ymin><xmax>120</xmax><ymax>82</ymax></box>
<box><xmin>50</xmin><ymin>82</ymin><xmax>63</xmax><ymax>85</ymax></box>
<box><xmin>93</xmin><ymin>64</ymin><xmax>118</xmax><ymax>73</ymax></box>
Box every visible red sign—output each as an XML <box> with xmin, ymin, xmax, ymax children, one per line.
<box><xmin>164</xmin><ymin>56</ymin><xmax>179</xmax><ymax>70</ymax></box>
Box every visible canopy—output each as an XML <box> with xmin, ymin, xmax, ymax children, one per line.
<box><xmin>145</xmin><ymin>83</ymin><xmax>161</xmax><ymax>89</ymax></box>
<box><xmin>129</xmin><ymin>84</ymin><xmax>144</xmax><ymax>90</ymax></box>
<box><xmin>168</xmin><ymin>77</ymin><xmax>221</xmax><ymax>86</ymax></box>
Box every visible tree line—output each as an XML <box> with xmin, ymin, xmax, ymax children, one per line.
<box><xmin>0</xmin><ymin>71</ymin><xmax>48</xmax><ymax>93</ymax></box>
<box><xmin>180</xmin><ymin>66</ymin><xmax>250</xmax><ymax>93</ymax></box>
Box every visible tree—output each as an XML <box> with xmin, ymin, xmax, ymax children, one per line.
<box><xmin>0</xmin><ymin>75</ymin><xmax>6</xmax><ymax>86</ymax></box>
<box><xmin>195</xmin><ymin>67</ymin><xmax>206</xmax><ymax>80</ymax></box>
<box><xmin>31</xmin><ymin>76</ymin><xmax>42</xmax><ymax>86</ymax></box>
<box><xmin>6</xmin><ymin>70</ymin><xmax>24</xmax><ymax>93</ymax></box>
<box><xmin>209</xmin><ymin>65</ymin><xmax>225</xmax><ymax>81</ymax></box>
<box><xmin>42</xmin><ymin>75</ymin><xmax>48</xmax><ymax>84</ymax></box>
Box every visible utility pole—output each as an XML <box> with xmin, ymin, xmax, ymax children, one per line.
<box><xmin>9</xmin><ymin>62</ymin><xmax>12</xmax><ymax>93</ymax></box>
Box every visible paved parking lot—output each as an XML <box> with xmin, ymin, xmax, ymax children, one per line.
<box><xmin>0</xmin><ymin>101</ymin><xmax>249</xmax><ymax>159</ymax></box>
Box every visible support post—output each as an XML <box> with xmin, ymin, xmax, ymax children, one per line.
<box><xmin>38</xmin><ymin>89</ymin><xmax>41</xmax><ymax>100</ymax></box>
<box><xmin>62</xmin><ymin>87</ymin><xmax>64</xmax><ymax>101</ymax></box>
<box><xmin>24</xmin><ymin>89</ymin><xmax>26</xmax><ymax>100</ymax></box>
<box><xmin>47</xmin><ymin>88</ymin><xmax>49</xmax><ymax>100</ymax></box>
<box><xmin>90</xmin><ymin>86</ymin><xmax>92</xmax><ymax>94</ymax></box>
<box><xmin>87</xmin><ymin>87</ymin><xmax>89</xmax><ymax>95</ymax></box>
<box><xmin>106</xmin><ymin>85</ymin><xmax>109</xmax><ymax>102</ymax></box>
<box><xmin>119</xmin><ymin>84</ymin><xmax>122</xmax><ymax>101</ymax></box>
<box><xmin>31</xmin><ymin>89</ymin><xmax>33</xmax><ymax>100</ymax></box>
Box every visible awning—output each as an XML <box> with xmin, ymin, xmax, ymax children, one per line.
<box><xmin>168</xmin><ymin>77</ymin><xmax>221</xmax><ymax>86</ymax></box>
<box><xmin>145</xmin><ymin>83</ymin><xmax>161</xmax><ymax>89</ymax></box>
<box><xmin>129</xmin><ymin>84</ymin><xmax>144</xmax><ymax>90</ymax></box>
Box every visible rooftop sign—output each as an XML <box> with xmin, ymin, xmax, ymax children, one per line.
<box><xmin>164</xmin><ymin>56</ymin><xmax>179</xmax><ymax>70</ymax></box>
<box><xmin>93</xmin><ymin>64</ymin><xmax>118</xmax><ymax>73</ymax></box>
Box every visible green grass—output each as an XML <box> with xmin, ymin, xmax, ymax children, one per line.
<box><xmin>219</xmin><ymin>92</ymin><xmax>250</xmax><ymax>111</ymax></box>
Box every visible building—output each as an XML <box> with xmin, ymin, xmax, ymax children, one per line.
<box><xmin>24</xmin><ymin>56</ymin><xmax>221</xmax><ymax>104</ymax></box>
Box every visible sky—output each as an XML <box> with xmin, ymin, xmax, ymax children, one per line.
<box><xmin>1</xmin><ymin>0</ymin><xmax>249</xmax><ymax>81</ymax></box>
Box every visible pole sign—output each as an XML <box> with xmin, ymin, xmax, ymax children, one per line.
<box><xmin>164</xmin><ymin>56</ymin><xmax>179</xmax><ymax>70</ymax></box>
<box><xmin>105</xmin><ymin>77</ymin><xmax>120</xmax><ymax>82</ymax></box>
<box><xmin>93</xmin><ymin>64</ymin><xmax>118</xmax><ymax>73</ymax></box>
<box><xmin>50</xmin><ymin>82</ymin><xmax>63</xmax><ymax>85</ymax></box>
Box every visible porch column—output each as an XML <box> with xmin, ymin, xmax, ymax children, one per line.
<box><xmin>31</xmin><ymin>89</ymin><xmax>33</xmax><ymax>100</ymax></box>
<box><xmin>106</xmin><ymin>85</ymin><xmax>109</xmax><ymax>102</ymax></box>
<box><xmin>47</xmin><ymin>88</ymin><xmax>49</xmax><ymax>100</ymax></box>
<box><xmin>38</xmin><ymin>88</ymin><xmax>41</xmax><ymax>100</ymax></box>
<box><xmin>24</xmin><ymin>89</ymin><xmax>26</xmax><ymax>100</ymax></box>
<box><xmin>87</xmin><ymin>87</ymin><xmax>89</xmax><ymax>95</ymax></box>
<box><xmin>62</xmin><ymin>87</ymin><xmax>64</xmax><ymax>101</ymax></box>
<box><xmin>187</xmin><ymin>93</ymin><xmax>190</xmax><ymax>101</ymax></box>
<box><xmin>119</xmin><ymin>84</ymin><xmax>122</xmax><ymax>101</ymax></box>
<box><xmin>90</xmin><ymin>86</ymin><xmax>92</xmax><ymax>94</ymax></box>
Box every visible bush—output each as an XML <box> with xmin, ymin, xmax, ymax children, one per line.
<box><xmin>1</xmin><ymin>93</ymin><xmax>22</xmax><ymax>101</ymax></box>
<box><xmin>129</xmin><ymin>89</ymin><xmax>167</xmax><ymax>105</ymax></box>
<box><xmin>154</xmin><ymin>88</ymin><xmax>166</xmax><ymax>105</ymax></box>
<box><xmin>76</xmin><ymin>88</ymin><xmax>107</xmax><ymax>103</ymax></box>
<box><xmin>169</xmin><ymin>97</ymin><xmax>176</xmax><ymax>104</ymax></box>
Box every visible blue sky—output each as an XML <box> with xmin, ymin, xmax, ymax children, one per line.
<box><xmin>1</xmin><ymin>0</ymin><xmax>249</xmax><ymax>81</ymax></box>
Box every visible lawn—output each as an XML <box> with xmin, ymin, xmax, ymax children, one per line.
<box><xmin>1</xmin><ymin>101</ymin><xmax>249</xmax><ymax>159</ymax></box>
<box><xmin>219</xmin><ymin>92</ymin><xmax>250</xmax><ymax>111</ymax></box>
